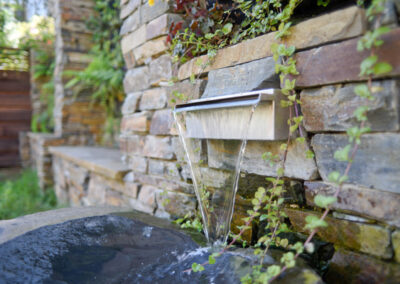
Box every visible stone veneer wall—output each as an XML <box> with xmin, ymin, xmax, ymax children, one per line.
<box><xmin>53</xmin><ymin>0</ymin><xmax>106</xmax><ymax>144</ymax></box>
<box><xmin>115</xmin><ymin>0</ymin><xmax>400</xmax><ymax>281</ymax></box>
<box><xmin>26</xmin><ymin>0</ymin><xmax>107</xmax><ymax>188</ymax></box>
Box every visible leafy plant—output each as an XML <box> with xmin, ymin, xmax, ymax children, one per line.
<box><xmin>0</xmin><ymin>169</ymin><xmax>58</xmax><ymax>220</ymax></box>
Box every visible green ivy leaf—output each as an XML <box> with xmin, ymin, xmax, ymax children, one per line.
<box><xmin>296</xmin><ymin>137</ymin><xmax>305</xmax><ymax>144</ymax></box>
<box><xmin>354</xmin><ymin>84</ymin><xmax>373</xmax><ymax>100</ymax></box>
<box><xmin>304</xmin><ymin>215</ymin><xmax>328</xmax><ymax>231</ymax></box>
<box><xmin>317</xmin><ymin>0</ymin><xmax>330</xmax><ymax>7</ymax></box>
<box><xmin>314</xmin><ymin>194</ymin><xmax>337</xmax><ymax>208</ymax></box>
<box><xmin>354</xmin><ymin>106</ymin><xmax>369</xmax><ymax>122</ymax></box>
<box><xmin>334</xmin><ymin>144</ymin><xmax>351</xmax><ymax>162</ymax></box>
<box><xmin>373</xmin><ymin>62</ymin><xmax>393</xmax><ymax>75</ymax></box>
<box><xmin>208</xmin><ymin>254</ymin><xmax>216</xmax><ymax>265</ymax></box>
<box><xmin>328</xmin><ymin>171</ymin><xmax>341</xmax><ymax>183</ymax></box>
<box><xmin>192</xmin><ymin>262</ymin><xmax>204</xmax><ymax>272</ymax></box>
<box><xmin>222</xmin><ymin>23</ymin><xmax>233</xmax><ymax>35</ymax></box>
<box><xmin>204</xmin><ymin>33</ymin><xmax>214</xmax><ymax>40</ymax></box>
<box><xmin>306</xmin><ymin>150</ymin><xmax>315</xmax><ymax>159</ymax></box>
<box><xmin>360</xmin><ymin>55</ymin><xmax>377</xmax><ymax>76</ymax></box>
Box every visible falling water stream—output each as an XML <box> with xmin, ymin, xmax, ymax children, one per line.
<box><xmin>173</xmin><ymin>94</ymin><xmax>262</xmax><ymax>247</ymax></box>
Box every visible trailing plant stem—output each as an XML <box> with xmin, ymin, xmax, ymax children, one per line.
<box><xmin>270</xmin><ymin>102</ymin><xmax>367</xmax><ymax>283</ymax></box>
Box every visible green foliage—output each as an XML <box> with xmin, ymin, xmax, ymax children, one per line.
<box><xmin>314</xmin><ymin>194</ymin><xmax>337</xmax><ymax>209</ymax></box>
<box><xmin>174</xmin><ymin>213</ymin><xmax>204</xmax><ymax>232</ymax></box>
<box><xmin>191</xmin><ymin>262</ymin><xmax>205</xmax><ymax>272</ymax></box>
<box><xmin>0</xmin><ymin>169</ymin><xmax>58</xmax><ymax>220</ymax></box>
<box><xmin>66</xmin><ymin>0</ymin><xmax>124</xmax><ymax>145</ymax></box>
<box><xmin>304</xmin><ymin>215</ymin><xmax>327</xmax><ymax>231</ymax></box>
<box><xmin>170</xmin><ymin>0</ymin><xmax>302</xmax><ymax>62</ymax></box>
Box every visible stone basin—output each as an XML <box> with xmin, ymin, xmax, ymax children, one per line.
<box><xmin>0</xmin><ymin>207</ymin><xmax>322</xmax><ymax>283</ymax></box>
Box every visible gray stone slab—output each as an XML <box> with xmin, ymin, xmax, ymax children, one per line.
<box><xmin>305</xmin><ymin>181</ymin><xmax>400</xmax><ymax>227</ymax></box>
<box><xmin>123</xmin><ymin>66</ymin><xmax>150</xmax><ymax>93</ymax></box>
<box><xmin>49</xmin><ymin>146</ymin><xmax>129</xmax><ymax>179</ymax></box>
<box><xmin>301</xmin><ymin>80</ymin><xmax>400</xmax><ymax>132</ymax></box>
<box><xmin>202</xmin><ymin>57</ymin><xmax>279</xmax><ymax>98</ymax></box>
<box><xmin>208</xmin><ymin>139</ymin><xmax>319</xmax><ymax>180</ymax></box>
<box><xmin>311</xmin><ymin>133</ymin><xmax>400</xmax><ymax>193</ymax></box>
<box><xmin>0</xmin><ymin>206</ymin><xmax>129</xmax><ymax>244</ymax></box>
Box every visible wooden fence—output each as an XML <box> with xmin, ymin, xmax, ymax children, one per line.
<box><xmin>0</xmin><ymin>48</ymin><xmax>31</xmax><ymax>167</ymax></box>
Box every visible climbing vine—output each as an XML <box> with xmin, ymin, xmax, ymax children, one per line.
<box><xmin>167</xmin><ymin>0</ymin><xmax>394</xmax><ymax>281</ymax></box>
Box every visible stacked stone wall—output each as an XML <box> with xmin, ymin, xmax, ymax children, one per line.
<box><xmin>26</xmin><ymin>0</ymin><xmax>106</xmax><ymax>188</ymax></box>
<box><xmin>53</xmin><ymin>0</ymin><xmax>105</xmax><ymax>144</ymax></box>
<box><xmin>116</xmin><ymin>1</ymin><xmax>400</xmax><ymax>280</ymax></box>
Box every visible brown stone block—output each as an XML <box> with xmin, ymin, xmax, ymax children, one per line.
<box><xmin>208</xmin><ymin>139</ymin><xmax>318</xmax><ymax>180</ymax></box>
<box><xmin>121</xmin><ymin>92</ymin><xmax>142</xmax><ymax>115</ymax></box>
<box><xmin>133</xmin><ymin>172</ymin><xmax>194</xmax><ymax>194</ymax></box>
<box><xmin>166</xmin><ymin>79</ymin><xmax>206</xmax><ymax>107</ymax></box>
<box><xmin>143</xmin><ymin>135</ymin><xmax>174</xmax><ymax>159</ymax></box>
<box><xmin>138</xmin><ymin>185</ymin><xmax>158</xmax><ymax>210</ymax></box>
<box><xmin>132</xmin><ymin>36</ymin><xmax>169</xmax><ymax>66</ymax></box>
<box><xmin>123</xmin><ymin>66</ymin><xmax>150</xmax><ymax>93</ymax></box>
<box><xmin>141</xmin><ymin>0</ymin><xmax>171</xmax><ymax>24</ymax></box>
<box><xmin>146</xmin><ymin>14</ymin><xmax>182</xmax><ymax>41</ymax></box>
<box><xmin>325</xmin><ymin>249</ymin><xmax>400</xmax><ymax>283</ymax></box>
<box><xmin>292</xmin><ymin>27</ymin><xmax>400</xmax><ymax>87</ymax></box>
<box><xmin>301</xmin><ymin>80</ymin><xmax>400</xmax><ymax>132</ymax></box>
<box><xmin>105</xmin><ymin>189</ymin><xmax>127</xmax><ymax>207</ymax></box>
<box><xmin>126</xmin><ymin>135</ymin><xmax>146</xmax><ymax>155</ymax></box>
<box><xmin>305</xmin><ymin>181</ymin><xmax>400</xmax><ymax>228</ymax></box>
<box><xmin>285</xmin><ymin>208</ymin><xmax>392</xmax><ymax>259</ymax></box>
<box><xmin>129</xmin><ymin>155</ymin><xmax>148</xmax><ymax>173</ymax></box>
<box><xmin>123</xmin><ymin>50</ymin><xmax>136</xmax><ymax>69</ymax></box>
<box><xmin>393</xmin><ymin>230</ymin><xmax>400</xmax><ymax>263</ymax></box>
<box><xmin>120</xmin><ymin>0</ymin><xmax>141</xmax><ymax>20</ymax></box>
<box><xmin>121</xmin><ymin>111</ymin><xmax>152</xmax><ymax>133</ymax></box>
<box><xmin>140</xmin><ymin>88</ymin><xmax>167</xmax><ymax>110</ymax></box>
<box><xmin>120</xmin><ymin>8</ymin><xmax>141</xmax><ymax>35</ymax></box>
<box><xmin>121</xmin><ymin>25</ymin><xmax>147</xmax><ymax>54</ymax></box>
<box><xmin>231</xmin><ymin>196</ymin><xmax>253</xmax><ymax>243</ymax></box>
<box><xmin>311</xmin><ymin>133</ymin><xmax>400</xmax><ymax>194</ymax></box>
<box><xmin>155</xmin><ymin>190</ymin><xmax>196</xmax><ymax>218</ymax></box>
<box><xmin>150</xmin><ymin>109</ymin><xmax>177</xmax><ymax>135</ymax></box>
<box><xmin>149</xmin><ymin>55</ymin><xmax>172</xmax><ymax>86</ymax></box>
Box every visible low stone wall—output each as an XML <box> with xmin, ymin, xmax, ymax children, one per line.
<box><xmin>116</xmin><ymin>0</ymin><xmax>400</xmax><ymax>280</ymax></box>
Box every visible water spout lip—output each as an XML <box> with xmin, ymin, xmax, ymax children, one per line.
<box><xmin>174</xmin><ymin>88</ymin><xmax>280</xmax><ymax>113</ymax></box>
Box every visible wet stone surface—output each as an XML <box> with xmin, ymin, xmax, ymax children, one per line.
<box><xmin>0</xmin><ymin>213</ymin><xmax>321</xmax><ymax>284</ymax></box>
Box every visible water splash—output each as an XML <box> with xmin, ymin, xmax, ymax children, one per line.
<box><xmin>173</xmin><ymin>95</ymin><xmax>260</xmax><ymax>247</ymax></box>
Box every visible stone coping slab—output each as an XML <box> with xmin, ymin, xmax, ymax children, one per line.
<box><xmin>178</xmin><ymin>5</ymin><xmax>365</xmax><ymax>80</ymax></box>
<box><xmin>49</xmin><ymin>146</ymin><xmax>130</xmax><ymax>179</ymax></box>
<box><xmin>0</xmin><ymin>206</ymin><xmax>129</xmax><ymax>245</ymax></box>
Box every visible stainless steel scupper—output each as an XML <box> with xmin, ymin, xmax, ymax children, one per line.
<box><xmin>173</xmin><ymin>89</ymin><xmax>290</xmax><ymax>141</ymax></box>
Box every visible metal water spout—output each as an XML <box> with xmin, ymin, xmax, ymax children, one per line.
<box><xmin>173</xmin><ymin>89</ymin><xmax>288</xmax><ymax>247</ymax></box>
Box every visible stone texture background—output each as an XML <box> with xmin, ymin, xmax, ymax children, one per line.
<box><xmin>113</xmin><ymin>1</ymin><xmax>400</xmax><ymax>280</ymax></box>
<box><xmin>26</xmin><ymin>0</ymin><xmax>400</xmax><ymax>281</ymax></box>
<box><xmin>23</xmin><ymin>0</ymin><xmax>107</xmax><ymax>189</ymax></box>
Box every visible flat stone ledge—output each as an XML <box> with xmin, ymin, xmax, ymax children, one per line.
<box><xmin>49</xmin><ymin>146</ymin><xmax>130</xmax><ymax>180</ymax></box>
<box><xmin>0</xmin><ymin>206</ymin><xmax>130</xmax><ymax>245</ymax></box>
<box><xmin>178</xmin><ymin>5</ymin><xmax>365</xmax><ymax>80</ymax></box>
